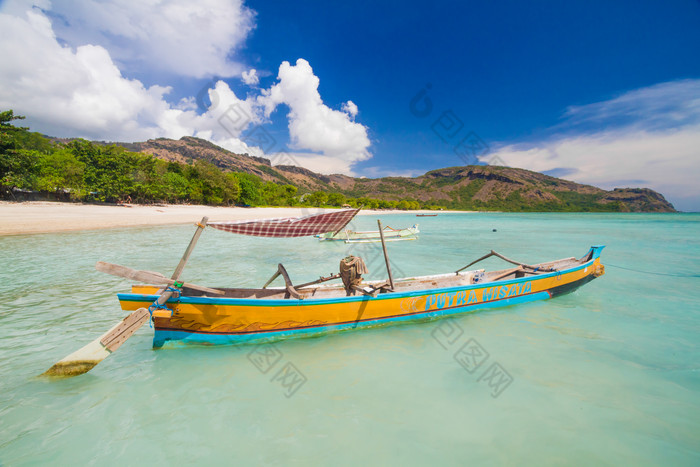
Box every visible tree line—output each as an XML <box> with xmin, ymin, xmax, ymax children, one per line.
<box><xmin>0</xmin><ymin>110</ymin><xmax>431</xmax><ymax>209</ymax></box>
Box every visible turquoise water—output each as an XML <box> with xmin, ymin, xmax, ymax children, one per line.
<box><xmin>1</xmin><ymin>213</ymin><xmax>699</xmax><ymax>465</ymax></box>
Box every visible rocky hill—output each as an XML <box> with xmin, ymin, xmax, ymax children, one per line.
<box><xmin>117</xmin><ymin>136</ymin><xmax>675</xmax><ymax>212</ymax></box>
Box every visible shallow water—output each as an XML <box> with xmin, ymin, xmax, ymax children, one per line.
<box><xmin>1</xmin><ymin>213</ymin><xmax>699</xmax><ymax>465</ymax></box>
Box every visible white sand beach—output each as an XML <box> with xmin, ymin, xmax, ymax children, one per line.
<box><xmin>0</xmin><ymin>202</ymin><xmax>453</xmax><ymax>236</ymax></box>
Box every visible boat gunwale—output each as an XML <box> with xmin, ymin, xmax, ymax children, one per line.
<box><xmin>151</xmin><ymin>273</ymin><xmax>598</xmax><ymax>339</ymax></box>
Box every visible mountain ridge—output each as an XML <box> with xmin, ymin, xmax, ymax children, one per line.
<box><xmin>69</xmin><ymin>135</ymin><xmax>675</xmax><ymax>212</ymax></box>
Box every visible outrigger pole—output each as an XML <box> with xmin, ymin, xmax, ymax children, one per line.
<box><xmin>42</xmin><ymin>217</ymin><xmax>210</xmax><ymax>377</ymax></box>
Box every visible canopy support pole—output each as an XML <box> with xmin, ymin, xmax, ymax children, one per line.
<box><xmin>377</xmin><ymin>220</ymin><xmax>395</xmax><ymax>291</ymax></box>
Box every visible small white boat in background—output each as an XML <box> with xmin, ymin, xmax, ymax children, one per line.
<box><xmin>316</xmin><ymin>224</ymin><xmax>419</xmax><ymax>243</ymax></box>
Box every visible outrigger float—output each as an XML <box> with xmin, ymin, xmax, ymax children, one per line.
<box><xmin>44</xmin><ymin>209</ymin><xmax>605</xmax><ymax>377</ymax></box>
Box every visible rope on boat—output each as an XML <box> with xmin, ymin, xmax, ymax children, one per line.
<box><xmin>165</xmin><ymin>286</ymin><xmax>181</xmax><ymax>299</ymax></box>
<box><xmin>146</xmin><ymin>286</ymin><xmax>181</xmax><ymax>327</ymax></box>
<box><xmin>605</xmin><ymin>263</ymin><xmax>700</xmax><ymax>278</ymax></box>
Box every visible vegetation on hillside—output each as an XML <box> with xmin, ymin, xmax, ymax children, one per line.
<box><xmin>0</xmin><ymin>110</ymin><xmax>674</xmax><ymax>212</ymax></box>
<box><xmin>0</xmin><ymin>110</ymin><xmax>427</xmax><ymax>209</ymax></box>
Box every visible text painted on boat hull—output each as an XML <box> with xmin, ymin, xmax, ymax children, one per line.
<box><xmin>425</xmin><ymin>282</ymin><xmax>532</xmax><ymax>311</ymax></box>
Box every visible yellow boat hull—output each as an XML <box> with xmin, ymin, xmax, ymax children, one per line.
<box><xmin>117</xmin><ymin>246</ymin><xmax>605</xmax><ymax>347</ymax></box>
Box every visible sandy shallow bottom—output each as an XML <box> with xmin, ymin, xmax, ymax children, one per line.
<box><xmin>0</xmin><ymin>202</ymin><xmax>453</xmax><ymax>236</ymax></box>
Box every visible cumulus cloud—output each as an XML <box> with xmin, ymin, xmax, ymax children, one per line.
<box><xmin>0</xmin><ymin>4</ymin><xmax>268</xmax><ymax>156</ymax></box>
<box><xmin>0</xmin><ymin>1</ymin><xmax>261</xmax><ymax>140</ymax></box>
<box><xmin>0</xmin><ymin>7</ymin><xmax>172</xmax><ymax>141</ymax></box>
<box><xmin>0</xmin><ymin>3</ymin><xmax>372</xmax><ymax>175</ymax></box>
<box><xmin>342</xmin><ymin>100</ymin><xmax>358</xmax><ymax>118</ymax></box>
<box><xmin>259</xmin><ymin>59</ymin><xmax>372</xmax><ymax>174</ymax></box>
<box><xmin>160</xmin><ymin>79</ymin><xmax>264</xmax><ymax>152</ymax></box>
<box><xmin>484</xmin><ymin>79</ymin><xmax>700</xmax><ymax>211</ymax></box>
<box><xmin>241</xmin><ymin>68</ymin><xmax>259</xmax><ymax>86</ymax></box>
<box><xmin>40</xmin><ymin>0</ymin><xmax>255</xmax><ymax>78</ymax></box>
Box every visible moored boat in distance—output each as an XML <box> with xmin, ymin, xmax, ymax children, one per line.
<box><xmin>316</xmin><ymin>224</ymin><xmax>419</xmax><ymax>243</ymax></box>
<box><xmin>416</xmin><ymin>214</ymin><xmax>438</xmax><ymax>217</ymax></box>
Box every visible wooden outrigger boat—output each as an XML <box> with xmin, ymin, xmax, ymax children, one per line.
<box><xmin>316</xmin><ymin>224</ymin><xmax>419</xmax><ymax>243</ymax></box>
<box><xmin>121</xmin><ymin>245</ymin><xmax>605</xmax><ymax>348</ymax></box>
<box><xmin>43</xmin><ymin>209</ymin><xmax>605</xmax><ymax>377</ymax></box>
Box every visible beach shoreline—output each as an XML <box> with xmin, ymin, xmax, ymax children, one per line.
<box><xmin>0</xmin><ymin>201</ymin><xmax>466</xmax><ymax>236</ymax></box>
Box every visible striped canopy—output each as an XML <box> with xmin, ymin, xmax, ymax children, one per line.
<box><xmin>208</xmin><ymin>209</ymin><xmax>359</xmax><ymax>238</ymax></box>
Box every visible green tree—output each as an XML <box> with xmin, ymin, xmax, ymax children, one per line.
<box><xmin>307</xmin><ymin>191</ymin><xmax>329</xmax><ymax>206</ymax></box>
<box><xmin>260</xmin><ymin>181</ymin><xmax>282</xmax><ymax>205</ymax></box>
<box><xmin>13</xmin><ymin>130</ymin><xmax>55</xmax><ymax>154</ymax></box>
<box><xmin>281</xmin><ymin>184</ymin><xmax>297</xmax><ymax>205</ymax></box>
<box><xmin>0</xmin><ymin>110</ymin><xmax>27</xmax><ymax>152</ymax></box>
<box><xmin>1</xmin><ymin>150</ymin><xmax>40</xmax><ymax>189</ymax></box>
<box><xmin>356</xmin><ymin>197</ymin><xmax>378</xmax><ymax>209</ymax></box>
<box><xmin>73</xmin><ymin>142</ymin><xmax>136</xmax><ymax>201</ymax></box>
<box><xmin>36</xmin><ymin>148</ymin><xmax>85</xmax><ymax>193</ymax></box>
<box><xmin>233</xmin><ymin>172</ymin><xmax>262</xmax><ymax>205</ymax></box>
<box><xmin>184</xmin><ymin>160</ymin><xmax>240</xmax><ymax>205</ymax></box>
<box><xmin>162</xmin><ymin>171</ymin><xmax>190</xmax><ymax>202</ymax></box>
<box><xmin>0</xmin><ymin>110</ymin><xmax>36</xmax><ymax>190</ymax></box>
<box><xmin>327</xmin><ymin>192</ymin><xmax>346</xmax><ymax>206</ymax></box>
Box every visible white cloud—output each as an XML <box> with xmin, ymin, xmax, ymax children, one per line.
<box><xmin>342</xmin><ymin>100</ymin><xmax>358</xmax><ymax>118</ymax></box>
<box><xmin>0</xmin><ymin>7</ymin><xmax>171</xmax><ymax>140</ymax></box>
<box><xmin>561</xmin><ymin>79</ymin><xmax>700</xmax><ymax>131</ymax></box>
<box><xmin>39</xmin><ymin>0</ymin><xmax>255</xmax><ymax>78</ymax></box>
<box><xmin>0</xmin><ymin>3</ymin><xmax>374</xmax><ymax>174</ymax></box>
<box><xmin>259</xmin><ymin>59</ymin><xmax>372</xmax><ymax>175</ymax></box>
<box><xmin>241</xmin><ymin>68</ymin><xmax>259</xmax><ymax>86</ymax></box>
<box><xmin>0</xmin><ymin>5</ymin><xmax>266</xmax><ymax>151</ymax></box>
<box><xmin>0</xmin><ymin>4</ymin><xmax>373</xmax><ymax>177</ymax></box>
<box><xmin>484</xmin><ymin>79</ymin><xmax>700</xmax><ymax>211</ymax></box>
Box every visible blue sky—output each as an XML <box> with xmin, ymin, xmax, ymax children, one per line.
<box><xmin>1</xmin><ymin>0</ymin><xmax>699</xmax><ymax>210</ymax></box>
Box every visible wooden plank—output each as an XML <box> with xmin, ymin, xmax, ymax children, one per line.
<box><xmin>95</xmin><ymin>262</ymin><xmax>224</xmax><ymax>295</ymax></box>
<box><xmin>100</xmin><ymin>308</ymin><xmax>150</xmax><ymax>352</ymax></box>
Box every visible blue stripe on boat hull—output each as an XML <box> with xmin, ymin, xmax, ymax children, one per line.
<box><xmin>153</xmin><ymin>290</ymin><xmax>551</xmax><ymax>347</ymax></box>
